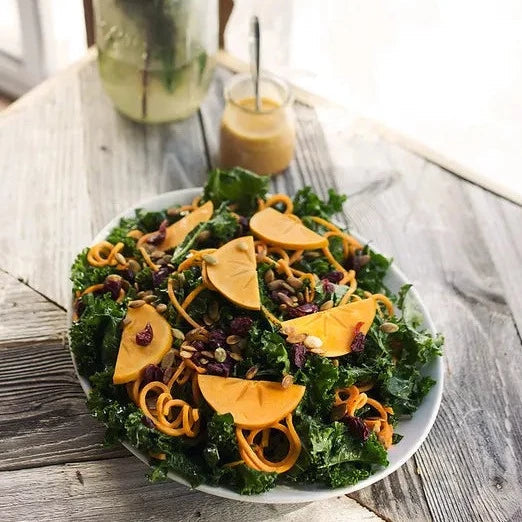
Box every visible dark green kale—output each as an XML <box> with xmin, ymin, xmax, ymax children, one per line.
<box><xmin>293</xmin><ymin>186</ymin><xmax>347</xmax><ymax>220</ymax></box>
<box><xmin>203</xmin><ymin>168</ymin><xmax>269</xmax><ymax>215</ymax></box>
<box><xmin>106</xmin><ymin>216</ymin><xmax>141</xmax><ymax>257</ymax></box>
<box><xmin>70</xmin><ymin>248</ymin><xmax>114</xmax><ymax>293</ymax></box>
<box><xmin>70</xmin><ymin>293</ymin><xmax>125</xmax><ymax>376</ymax></box>
<box><xmin>207</xmin><ymin>204</ymin><xmax>239</xmax><ymax>244</ymax></box>
<box><xmin>226</xmin><ymin>465</ymin><xmax>278</xmax><ymax>495</ymax></box>
<box><xmin>355</xmin><ymin>247</ymin><xmax>391</xmax><ymax>294</ymax></box>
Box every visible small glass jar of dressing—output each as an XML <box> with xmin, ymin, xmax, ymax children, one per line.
<box><xmin>220</xmin><ymin>73</ymin><xmax>295</xmax><ymax>176</ymax></box>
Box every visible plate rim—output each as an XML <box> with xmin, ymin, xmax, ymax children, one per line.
<box><xmin>67</xmin><ymin>187</ymin><xmax>443</xmax><ymax>504</ymax></box>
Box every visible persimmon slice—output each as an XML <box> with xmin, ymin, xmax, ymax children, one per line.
<box><xmin>138</xmin><ymin>201</ymin><xmax>213</xmax><ymax>251</ymax></box>
<box><xmin>205</xmin><ymin>236</ymin><xmax>261</xmax><ymax>310</ymax></box>
<box><xmin>281</xmin><ymin>298</ymin><xmax>376</xmax><ymax>357</ymax></box>
<box><xmin>113</xmin><ymin>304</ymin><xmax>173</xmax><ymax>384</ymax></box>
<box><xmin>249</xmin><ymin>207</ymin><xmax>327</xmax><ymax>250</ymax></box>
<box><xmin>197</xmin><ymin>375</ymin><xmax>305</xmax><ymax>429</ymax></box>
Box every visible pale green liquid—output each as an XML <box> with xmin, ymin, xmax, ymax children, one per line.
<box><xmin>98</xmin><ymin>50</ymin><xmax>215</xmax><ymax>123</ymax></box>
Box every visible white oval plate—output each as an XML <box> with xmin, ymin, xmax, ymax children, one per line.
<box><xmin>69</xmin><ymin>187</ymin><xmax>443</xmax><ymax>504</ymax></box>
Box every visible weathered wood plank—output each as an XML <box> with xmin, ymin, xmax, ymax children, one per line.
<box><xmin>0</xmin><ymin>269</ymin><xmax>66</xmax><ymax>347</ymax></box>
<box><xmin>0</xmin><ymin>457</ymin><xmax>381</xmax><ymax>522</ymax></box>
<box><xmin>0</xmin><ymin>341</ymin><xmax>126</xmax><ymax>470</ymax></box>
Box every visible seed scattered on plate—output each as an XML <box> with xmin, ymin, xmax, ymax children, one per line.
<box><xmin>115</xmin><ymin>253</ymin><xmax>126</xmax><ymax>265</ymax></box>
<box><xmin>180</xmin><ymin>350</ymin><xmax>193</xmax><ymax>359</ymax></box>
<box><xmin>245</xmin><ymin>366</ymin><xmax>258</xmax><ymax>380</ymax></box>
<box><xmin>129</xmin><ymin>299</ymin><xmax>145</xmax><ymax>308</ymax></box>
<box><xmin>171</xmin><ymin>328</ymin><xmax>185</xmax><ymax>340</ymax></box>
<box><xmin>214</xmin><ymin>347</ymin><xmax>227</xmax><ymax>363</ymax></box>
<box><xmin>144</xmin><ymin>294</ymin><xmax>157</xmax><ymax>304</ymax></box>
<box><xmin>226</xmin><ymin>335</ymin><xmax>241</xmax><ymax>345</ymax></box>
<box><xmin>380</xmin><ymin>322</ymin><xmax>399</xmax><ymax>334</ymax></box>
<box><xmin>281</xmin><ymin>374</ymin><xmax>294</xmax><ymax>389</ymax></box>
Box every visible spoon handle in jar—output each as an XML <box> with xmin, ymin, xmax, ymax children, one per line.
<box><xmin>249</xmin><ymin>16</ymin><xmax>261</xmax><ymax>111</ymax></box>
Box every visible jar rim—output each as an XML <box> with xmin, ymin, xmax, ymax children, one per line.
<box><xmin>224</xmin><ymin>72</ymin><xmax>293</xmax><ymax>114</ymax></box>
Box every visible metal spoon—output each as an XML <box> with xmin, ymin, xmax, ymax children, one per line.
<box><xmin>249</xmin><ymin>16</ymin><xmax>261</xmax><ymax>111</ymax></box>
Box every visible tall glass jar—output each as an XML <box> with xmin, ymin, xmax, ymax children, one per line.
<box><xmin>93</xmin><ymin>0</ymin><xmax>217</xmax><ymax>123</ymax></box>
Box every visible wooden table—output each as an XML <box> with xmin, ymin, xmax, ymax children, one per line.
<box><xmin>1</xmin><ymin>53</ymin><xmax>521</xmax><ymax>522</ymax></box>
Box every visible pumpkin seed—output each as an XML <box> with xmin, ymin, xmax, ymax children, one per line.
<box><xmin>286</xmin><ymin>276</ymin><xmax>303</xmax><ymax>289</ymax></box>
<box><xmin>332</xmin><ymin>358</ymin><xmax>339</xmax><ymax>367</ymax></box>
<box><xmin>214</xmin><ymin>347</ymin><xmax>227</xmax><ymax>363</ymax></box>
<box><xmin>201</xmin><ymin>350</ymin><xmax>215</xmax><ymax>359</ymax></box>
<box><xmin>122</xmin><ymin>317</ymin><xmax>131</xmax><ymax>327</ymax></box>
<box><xmin>245</xmin><ymin>366</ymin><xmax>259</xmax><ymax>380</ymax></box>
<box><xmin>297</xmin><ymin>291</ymin><xmax>305</xmax><ymax>303</ymax></box>
<box><xmin>162</xmin><ymin>254</ymin><xmax>172</xmax><ymax>264</ymax></box>
<box><xmin>181</xmin><ymin>344</ymin><xmax>197</xmax><ymax>352</ymax></box>
<box><xmin>199</xmin><ymin>358</ymin><xmax>209</xmax><ymax>365</ymax></box>
<box><xmin>144</xmin><ymin>294</ymin><xmax>157</xmax><ymax>304</ymax></box>
<box><xmin>331</xmin><ymin>403</ymin><xmax>348</xmax><ymax>421</ymax></box>
<box><xmin>310</xmin><ymin>347</ymin><xmax>326</xmax><ymax>355</ymax></box>
<box><xmin>160</xmin><ymin>350</ymin><xmax>176</xmax><ymax>369</ymax></box>
<box><xmin>304</xmin><ymin>335</ymin><xmax>323</xmax><ymax>350</ymax></box>
<box><xmin>229</xmin><ymin>352</ymin><xmax>243</xmax><ymax>362</ymax></box>
<box><xmin>180</xmin><ymin>350</ymin><xmax>193</xmax><ymax>359</ymax></box>
<box><xmin>203</xmin><ymin>314</ymin><xmax>214</xmax><ymax>326</ymax></box>
<box><xmin>281</xmin><ymin>374</ymin><xmax>294</xmax><ymax>389</ymax></box>
<box><xmin>128</xmin><ymin>259</ymin><xmax>141</xmax><ymax>273</ymax></box>
<box><xmin>150</xmin><ymin>250</ymin><xmax>165</xmax><ymax>260</ymax></box>
<box><xmin>281</xmin><ymin>282</ymin><xmax>296</xmax><ymax>294</ymax></box>
<box><xmin>129</xmin><ymin>299</ymin><xmax>145</xmax><ymax>308</ymax></box>
<box><xmin>320</xmin><ymin>300</ymin><xmax>334</xmax><ymax>311</ymax></box>
<box><xmin>171</xmin><ymin>328</ymin><xmax>185</xmax><ymax>340</ymax></box>
<box><xmin>115</xmin><ymin>253</ymin><xmax>126</xmax><ymax>265</ymax></box>
<box><xmin>380</xmin><ymin>322</ymin><xmax>399</xmax><ymax>334</ymax></box>
<box><xmin>226</xmin><ymin>335</ymin><xmax>241</xmax><ymax>345</ymax></box>
<box><xmin>264</xmin><ymin>269</ymin><xmax>275</xmax><ymax>284</ymax></box>
<box><xmin>106</xmin><ymin>274</ymin><xmax>122</xmax><ymax>282</ymax></box>
<box><xmin>236</xmin><ymin>241</ymin><xmax>248</xmax><ymax>252</ymax></box>
<box><xmin>203</xmin><ymin>254</ymin><xmax>218</xmax><ymax>265</ymax></box>
<box><xmin>277</xmin><ymin>292</ymin><xmax>296</xmax><ymax>307</ymax></box>
<box><xmin>163</xmin><ymin>367</ymin><xmax>174</xmax><ymax>384</ymax></box>
<box><xmin>196</xmin><ymin>230</ymin><xmax>211</xmax><ymax>243</ymax></box>
<box><xmin>156</xmin><ymin>303</ymin><xmax>167</xmax><ymax>313</ymax></box>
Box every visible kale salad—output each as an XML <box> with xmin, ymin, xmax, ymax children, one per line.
<box><xmin>70</xmin><ymin>168</ymin><xmax>443</xmax><ymax>495</ymax></box>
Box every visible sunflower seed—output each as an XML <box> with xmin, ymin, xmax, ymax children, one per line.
<box><xmin>171</xmin><ymin>328</ymin><xmax>185</xmax><ymax>340</ymax></box>
<box><xmin>320</xmin><ymin>300</ymin><xmax>334</xmax><ymax>311</ymax></box>
<box><xmin>331</xmin><ymin>403</ymin><xmax>348</xmax><ymax>421</ymax></box>
<box><xmin>226</xmin><ymin>335</ymin><xmax>241</xmax><ymax>345</ymax></box>
<box><xmin>246</xmin><ymin>366</ymin><xmax>259</xmax><ymax>380</ymax></box>
<box><xmin>281</xmin><ymin>282</ymin><xmax>296</xmax><ymax>294</ymax></box>
<box><xmin>214</xmin><ymin>347</ymin><xmax>227</xmax><ymax>363</ymax></box>
<box><xmin>279</xmin><ymin>304</ymin><xmax>288</xmax><ymax>312</ymax></box>
<box><xmin>122</xmin><ymin>317</ymin><xmax>131</xmax><ymax>327</ymax></box>
<box><xmin>150</xmin><ymin>250</ymin><xmax>165</xmax><ymax>260</ymax></box>
<box><xmin>201</xmin><ymin>350</ymin><xmax>215</xmax><ymax>359</ymax></box>
<box><xmin>304</xmin><ymin>335</ymin><xmax>323</xmax><ymax>350</ymax></box>
<box><xmin>267</xmin><ymin>279</ymin><xmax>284</xmax><ymax>291</ymax></box>
<box><xmin>304</xmin><ymin>251</ymin><xmax>321</xmax><ymax>258</ymax></box>
<box><xmin>129</xmin><ymin>299</ymin><xmax>145</xmax><ymax>308</ymax></box>
<box><xmin>160</xmin><ymin>350</ymin><xmax>176</xmax><ymax>369</ymax></box>
<box><xmin>180</xmin><ymin>350</ymin><xmax>193</xmax><ymax>359</ymax></box>
<box><xmin>287</xmin><ymin>332</ymin><xmax>307</xmax><ymax>344</ymax></box>
<box><xmin>162</xmin><ymin>254</ymin><xmax>172</xmax><ymax>264</ymax></box>
<box><xmin>277</xmin><ymin>292</ymin><xmax>296</xmax><ymax>307</ymax></box>
<box><xmin>156</xmin><ymin>303</ymin><xmax>167</xmax><ymax>313</ymax></box>
<box><xmin>297</xmin><ymin>292</ymin><xmax>305</xmax><ymax>304</ymax></box>
<box><xmin>286</xmin><ymin>276</ymin><xmax>303</xmax><ymax>289</ymax></box>
<box><xmin>264</xmin><ymin>269</ymin><xmax>275</xmax><ymax>284</ymax></box>
<box><xmin>163</xmin><ymin>367</ymin><xmax>174</xmax><ymax>384</ymax></box>
<box><xmin>332</xmin><ymin>358</ymin><xmax>339</xmax><ymax>367</ymax></box>
<box><xmin>236</xmin><ymin>241</ymin><xmax>248</xmax><ymax>252</ymax></box>
<box><xmin>144</xmin><ymin>294</ymin><xmax>157</xmax><ymax>304</ymax></box>
<box><xmin>106</xmin><ymin>274</ymin><xmax>122</xmax><ymax>282</ymax></box>
<box><xmin>310</xmin><ymin>347</ymin><xmax>326</xmax><ymax>355</ymax></box>
<box><xmin>181</xmin><ymin>344</ymin><xmax>197</xmax><ymax>352</ymax></box>
<box><xmin>380</xmin><ymin>322</ymin><xmax>399</xmax><ymax>334</ymax></box>
<box><xmin>127</xmin><ymin>259</ymin><xmax>141</xmax><ymax>273</ymax></box>
<box><xmin>203</xmin><ymin>254</ymin><xmax>218</xmax><ymax>265</ymax></box>
<box><xmin>229</xmin><ymin>352</ymin><xmax>243</xmax><ymax>362</ymax></box>
<box><xmin>115</xmin><ymin>253</ymin><xmax>126</xmax><ymax>265</ymax></box>
<box><xmin>281</xmin><ymin>374</ymin><xmax>294</xmax><ymax>389</ymax></box>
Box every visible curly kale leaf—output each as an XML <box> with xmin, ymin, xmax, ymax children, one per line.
<box><xmin>293</xmin><ymin>186</ymin><xmax>347</xmax><ymax>220</ymax></box>
<box><xmin>203</xmin><ymin>167</ymin><xmax>269</xmax><ymax>215</ymax></box>
<box><xmin>70</xmin><ymin>248</ymin><xmax>114</xmax><ymax>293</ymax></box>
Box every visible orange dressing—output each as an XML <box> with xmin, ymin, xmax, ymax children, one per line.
<box><xmin>220</xmin><ymin>96</ymin><xmax>296</xmax><ymax>175</ymax></box>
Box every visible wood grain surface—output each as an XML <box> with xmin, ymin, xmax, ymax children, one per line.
<box><xmin>0</xmin><ymin>56</ymin><xmax>520</xmax><ymax>522</ymax></box>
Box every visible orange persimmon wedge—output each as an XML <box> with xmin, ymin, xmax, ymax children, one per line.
<box><xmin>198</xmin><ymin>375</ymin><xmax>305</xmax><ymax>429</ymax></box>
<box><xmin>249</xmin><ymin>207</ymin><xmax>328</xmax><ymax>250</ymax></box>
<box><xmin>281</xmin><ymin>298</ymin><xmax>376</xmax><ymax>357</ymax></box>
<box><xmin>205</xmin><ymin>236</ymin><xmax>261</xmax><ymax>310</ymax></box>
<box><xmin>138</xmin><ymin>201</ymin><xmax>213</xmax><ymax>251</ymax></box>
<box><xmin>113</xmin><ymin>304</ymin><xmax>173</xmax><ymax>384</ymax></box>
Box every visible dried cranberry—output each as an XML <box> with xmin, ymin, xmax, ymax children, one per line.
<box><xmin>237</xmin><ymin>215</ymin><xmax>250</xmax><ymax>235</ymax></box>
<box><xmin>191</xmin><ymin>340</ymin><xmax>206</xmax><ymax>351</ymax></box>
<box><xmin>146</xmin><ymin>219</ymin><xmax>168</xmax><ymax>245</ymax></box>
<box><xmin>207</xmin><ymin>362</ymin><xmax>231</xmax><ymax>377</ymax></box>
<box><xmin>152</xmin><ymin>266</ymin><xmax>172</xmax><ymax>288</ymax></box>
<box><xmin>141</xmin><ymin>416</ymin><xmax>155</xmax><ymax>429</ymax></box>
<box><xmin>208</xmin><ymin>329</ymin><xmax>226</xmax><ymax>349</ymax></box>
<box><xmin>350</xmin><ymin>321</ymin><xmax>366</xmax><ymax>353</ymax></box>
<box><xmin>103</xmin><ymin>278</ymin><xmax>122</xmax><ymax>300</ymax></box>
<box><xmin>286</xmin><ymin>303</ymin><xmax>319</xmax><ymax>318</ymax></box>
<box><xmin>142</xmin><ymin>364</ymin><xmax>163</xmax><ymax>384</ymax></box>
<box><xmin>121</xmin><ymin>269</ymin><xmax>135</xmax><ymax>284</ymax></box>
<box><xmin>291</xmin><ymin>343</ymin><xmax>307</xmax><ymax>368</ymax></box>
<box><xmin>136</xmin><ymin>322</ymin><xmax>154</xmax><ymax>346</ymax></box>
<box><xmin>229</xmin><ymin>316</ymin><xmax>253</xmax><ymax>337</ymax></box>
<box><xmin>324</xmin><ymin>271</ymin><xmax>344</xmax><ymax>283</ymax></box>
<box><xmin>342</xmin><ymin>415</ymin><xmax>370</xmax><ymax>441</ymax></box>
<box><xmin>321</xmin><ymin>279</ymin><xmax>335</xmax><ymax>294</ymax></box>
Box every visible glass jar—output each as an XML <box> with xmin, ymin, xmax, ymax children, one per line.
<box><xmin>94</xmin><ymin>0</ymin><xmax>217</xmax><ymax>123</ymax></box>
<box><xmin>220</xmin><ymin>73</ymin><xmax>295</xmax><ymax>176</ymax></box>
